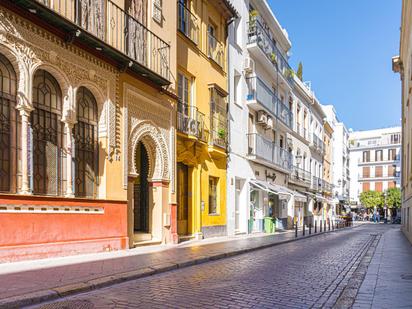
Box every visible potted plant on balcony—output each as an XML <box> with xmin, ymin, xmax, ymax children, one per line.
<box><xmin>270</xmin><ymin>52</ymin><xmax>277</xmax><ymax>65</ymax></box>
<box><xmin>286</xmin><ymin>68</ymin><xmax>295</xmax><ymax>79</ymax></box>
<box><xmin>218</xmin><ymin>128</ymin><xmax>226</xmax><ymax>139</ymax></box>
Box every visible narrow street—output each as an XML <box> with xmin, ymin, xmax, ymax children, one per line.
<box><xmin>30</xmin><ymin>224</ymin><xmax>408</xmax><ymax>309</ymax></box>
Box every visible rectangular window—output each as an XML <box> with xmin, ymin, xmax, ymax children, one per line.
<box><xmin>390</xmin><ymin>133</ymin><xmax>400</xmax><ymax>144</ymax></box>
<box><xmin>363</xmin><ymin>166</ymin><xmax>370</xmax><ymax>178</ymax></box>
<box><xmin>363</xmin><ymin>151</ymin><xmax>370</xmax><ymax>162</ymax></box>
<box><xmin>177</xmin><ymin>72</ymin><xmax>191</xmax><ymax>107</ymax></box>
<box><xmin>388</xmin><ymin>165</ymin><xmax>396</xmax><ymax>177</ymax></box>
<box><xmin>375</xmin><ymin>182</ymin><xmax>383</xmax><ymax>192</ymax></box>
<box><xmin>362</xmin><ymin>182</ymin><xmax>370</xmax><ymax>192</ymax></box>
<box><xmin>209</xmin><ymin>176</ymin><xmax>218</xmax><ymax>214</ymax></box>
<box><xmin>375</xmin><ymin>150</ymin><xmax>383</xmax><ymax>162</ymax></box>
<box><xmin>152</xmin><ymin>0</ymin><xmax>162</xmax><ymax>23</ymax></box>
<box><xmin>388</xmin><ymin>181</ymin><xmax>396</xmax><ymax>189</ymax></box>
<box><xmin>375</xmin><ymin>166</ymin><xmax>383</xmax><ymax>178</ymax></box>
<box><xmin>388</xmin><ymin>149</ymin><xmax>396</xmax><ymax>161</ymax></box>
<box><xmin>233</xmin><ymin>73</ymin><xmax>240</xmax><ymax>105</ymax></box>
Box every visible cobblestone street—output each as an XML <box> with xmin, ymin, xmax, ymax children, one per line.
<box><xmin>30</xmin><ymin>224</ymin><xmax>399</xmax><ymax>309</ymax></box>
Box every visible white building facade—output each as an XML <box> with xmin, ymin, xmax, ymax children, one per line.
<box><xmin>227</xmin><ymin>0</ymin><xmax>302</xmax><ymax>235</ymax></box>
<box><xmin>322</xmin><ymin>105</ymin><xmax>350</xmax><ymax>213</ymax></box>
<box><xmin>348</xmin><ymin>127</ymin><xmax>401</xmax><ymax>204</ymax></box>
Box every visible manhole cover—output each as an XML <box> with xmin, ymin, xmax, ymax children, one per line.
<box><xmin>401</xmin><ymin>274</ymin><xmax>412</xmax><ymax>280</ymax></box>
<box><xmin>39</xmin><ymin>300</ymin><xmax>94</xmax><ymax>309</ymax></box>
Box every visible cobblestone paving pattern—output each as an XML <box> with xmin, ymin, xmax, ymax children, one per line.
<box><xmin>33</xmin><ymin>225</ymin><xmax>389</xmax><ymax>309</ymax></box>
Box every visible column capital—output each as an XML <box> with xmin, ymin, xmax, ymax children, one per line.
<box><xmin>16</xmin><ymin>93</ymin><xmax>34</xmax><ymax>115</ymax></box>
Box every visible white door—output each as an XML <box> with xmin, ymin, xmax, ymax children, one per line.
<box><xmin>235</xmin><ymin>179</ymin><xmax>241</xmax><ymax>232</ymax></box>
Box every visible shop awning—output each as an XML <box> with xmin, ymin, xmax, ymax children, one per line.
<box><xmin>250</xmin><ymin>179</ymin><xmax>304</xmax><ymax>201</ymax></box>
<box><xmin>293</xmin><ymin>191</ymin><xmax>307</xmax><ymax>203</ymax></box>
<box><xmin>315</xmin><ymin>194</ymin><xmax>326</xmax><ymax>202</ymax></box>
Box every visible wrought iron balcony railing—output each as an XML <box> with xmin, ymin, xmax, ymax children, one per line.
<box><xmin>211</xmin><ymin>113</ymin><xmax>227</xmax><ymax>148</ymax></box>
<box><xmin>246</xmin><ymin>77</ymin><xmax>293</xmax><ymax>129</ymax></box>
<box><xmin>311</xmin><ymin>176</ymin><xmax>323</xmax><ymax>192</ymax></box>
<box><xmin>247</xmin><ymin>133</ymin><xmax>292</xmax><ymax>171</ymax></box>
<box><xmin>208</xmin><ymin>33</ymin><xmax>224</xmax><ymax>68</ymax></box>
<box><xmin>177</xmin><ymin>102</ymin><xmax>207</xmax><ymax>142</ymax></box>
<box><xmin>247</xmin><ymin>17</ymin><xmax>294</xmax><ymax>86</ymax></box>
<box><xmin>31</xmin><ymin>0</ymin><xmax>170</xmax><ymax>83</ymax></box>
<box><xmin>322</xmin><ymin>180</ymin><xmax>333</xmax><ymax>193</ymax></box>
<box><xmin>312</xmin><ymin>133</ymin><xmax>325</xmax><ymax>153</ymax></box>
<box><xmin>291</xmin><ymin>166</ymin><xmax>311</xmax><ymax>184</ymax></box>
<box><xmin>177</xmin><ymin>1</ymin><xmax>199</xmax><ymax>44</ymax></box>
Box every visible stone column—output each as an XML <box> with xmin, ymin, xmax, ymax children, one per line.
<box><xmin>64</xmin><ymin>121</ymin><xmax>75</xmax><ymax>197</ymax></box>
<box><xmin>17</xmin><ymin>106</ymin><xmax>33</xmax><ymax>195</ymax></box>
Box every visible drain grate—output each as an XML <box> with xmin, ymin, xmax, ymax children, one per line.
<box><xmin>39</xmin><ymin>300</ymin><xmax>95</xmax><ymax>309</ymax></box>
<box><xmin>401</xmin><ymin>274</ymin><xmax>412</xmax><ymax>281</ymax></box>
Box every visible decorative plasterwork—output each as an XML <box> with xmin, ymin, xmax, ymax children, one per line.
<box><xmin>0</xmin><ymin>7</ymin><xmax>119</xmax><ymax>159</ymax></box>
<box><xmin>123</xmin><ymin>83</ymin><xmax>172</xmax><ymax>188</ymax></box>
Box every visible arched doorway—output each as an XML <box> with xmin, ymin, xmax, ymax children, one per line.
<box><xmin>133</xmin><ymin>141</ymin><xmax>150</xmax><ymax>239</ymax></box>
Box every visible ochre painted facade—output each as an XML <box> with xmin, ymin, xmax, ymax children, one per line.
<box><xmin>176</xmin><ymin>0</ymin><xmax>235</xmax><ymax>239</ymax></box>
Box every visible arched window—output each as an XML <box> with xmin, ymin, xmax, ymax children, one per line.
<box><xmin>74</xmin><ymin>87</ymin><xmax>98</xmax><ymax>198</ymax></box>
<box><xmin>0</xmin><ymin>53</ymin><xmax>17</xmax><ymax>192</ymax></box>
<box><xmin>31</xmin><ymin>69</ymin><xmax>63</xmax><ymax>195</ymax></box>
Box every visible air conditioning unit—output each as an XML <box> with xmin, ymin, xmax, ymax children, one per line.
<box><xmin>244</xmin><ymin>57</ymin><xmax>255</xmax><ymax>73</ymax></box>
<box><xmin>257</xmin><ymin>110</ymin><xmax>268</xmax><ymax>126</ymax></box>
<box><xmin>266</xmin><ymin>116</ymin><xmax>274</xmax><ymax>129</ymax></box>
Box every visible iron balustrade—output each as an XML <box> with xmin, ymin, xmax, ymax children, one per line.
<box><xmin>211</xmin><ymin>113</ymin><xmax>227</xmax><ymax>148</ymax></box>
<box><xmin>34</xmin><ymin>0</ymin><xmax>170</xmax><ymax>81</ymax></box>
<box><xmin>276</xmin><ymin>99</ymin><xmax>293</xmax><ymax>129</ymax></box>
<box><xmin>322</xmin><ymin>180</ymin><xmax>333</xmax><ymax>193</ymax></box>
<box><xmin>311</xmin><ymin>175</ymin><xmax>323</xmax><ymax>192</ymax></box>
<box><xmin>208</xmin><ymin>33</ymin><xmax>224</xmax><ymax>68</ymax></box>
<box><xmin>291</xmin><ymin>166</ymin><xmax>311</xmax><ymax>184</ymax></box>
<box><xmin>246</xmin><ymin>77</ymin><xmax>293</xmax><ymax>129</ymax></box>
<box><xmin>312</xmin><ymin>133</ymin><xmax>325</xmax><ymax>153</ymax></box>
<box><xmin>177</xmin><ymin>1</ymin><xmax>199</xmax><ymax>44</ymax></box>
<box><xmin>247</xmin><ymin>133</ymin><xmax>292</xmax><ymax>171</ymax></box>
<box><xmin>246</xmin><ymin>76</ymin><xmax>277</xmax><ymax>116</ymax></box>
<box><xmin>177</xmin><ymin>102</ymin><xmax>207</xmax><ymax>142</ymax></box>
<box><xmin>247</xmin><ymin>17</ymin><xmax>294</xmax><ymax>86</ymax></box>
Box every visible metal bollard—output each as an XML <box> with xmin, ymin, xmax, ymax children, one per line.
<box><xmin>309</xmin><ymin>223</ymin><xmax>312</xmax><ymax>235</ymax></box>
<box><xmin>320</xmin><ymin>220</ymin><xmax>323</xmax><ymax>232</ymax></box>
<box><xmin>303</xmin><ymin>223</ymin><xmax>305</xmax><ymax>236</ymax></box>
<box><xmin>295</xmin><ymin>223</ymin><xmax>298</xmax><ymax>238</ymax></box>
<box><xmin>328</xmin><ymin>221</ymin><xmax>331</xmax><ymax>231</ymax></box>
<box><xmin>315</xmin><ymin>220</ymin><xmax>317</xmax><ymax>233</ymax></box>
<box><xmin>324</xmin><ymin>220</ymin><xmax>327</xmax><ymax>232</ymax></box>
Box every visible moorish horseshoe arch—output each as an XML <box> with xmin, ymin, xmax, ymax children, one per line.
<box><xmin>128</xmin><ymin>120</ymin><xmax>170</xmax><ymax>181</ymax></box>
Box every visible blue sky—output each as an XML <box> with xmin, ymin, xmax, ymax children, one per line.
<box><xmin>267</xmin><ymin>0</ymin><xmax>402</xmax><ymax>131</ymax></box>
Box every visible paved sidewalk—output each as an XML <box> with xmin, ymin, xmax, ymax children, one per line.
<box><xmin>352</xmin><ymin>225</ymin><xmax>412</xmax><ymax>309</ymax></box>
<box><xmin>0</xmin><ymin>224</ymin><xmax>355</xmax><ymax>308</ymax></box>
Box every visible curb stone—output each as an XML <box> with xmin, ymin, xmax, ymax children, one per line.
<box><xmin>0</xmin><ymin>224</ymin><xmax>360</xmax><ymax>308</ymax></box>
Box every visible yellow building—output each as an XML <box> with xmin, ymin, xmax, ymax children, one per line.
<box><xmin>175</xmin><ymin>0</ymin><xmax>237</xmax><ymax>239</ymax></box>
<box><xmin>323</xmin><ymin>120</ymin><xmax>334</xmax><ymax>221</ymax></box>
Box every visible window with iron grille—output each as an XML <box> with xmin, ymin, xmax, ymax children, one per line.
<box><xmin>31</xmin><ymin>70</ymin><xmax>64</xmax><ymax>195</ymax></box>
<box><xmin>0</xmin><ymin>53</ymin><xmax>17</xmax><ymax>193</ymax></box>
<box><xmin>153</xmin><ymin>0</ymin><xmax>162</xmax><ymax>23</ymax></box>
<box><xmin>74</xmin><ymin>87</ymin><xmax>98</xmax><ymax>198</ymax></box>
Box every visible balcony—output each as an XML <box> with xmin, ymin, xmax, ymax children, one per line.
<box><xmin>247</xmin><ymin>133</ymin><xmax>292</xmax><ymax>171</ymax></box>
<box><xmin>177</xmin><ymin>102</ymin><xmax>207</xmax><ymax>142</ymax></box>
<box><xmin>322</xmin><ymin>180</ymin><xmax>333</xmax><ymax>193</ymax></box>
<box><xmin>247</xmin><ymin>18</ymin><xmax>294</xmax><ymax>87</ymax></box>
<box><xmin>311</xmin><ymin>133</ymin><xmax>325</xmax><ymax>154</ymax></box>
<box><xmin>16</xmin><ymin>0</ymin><xmax>170</xmax><ymax>85</ymax></box>
<box><xmin>246</xmin><ymin>77</ymin><xmax>293</xmax><ymax>129</ymax></box>
<box><xmin>177</xmin><ymin>1</ymin><xmax>199</xmax><ymax>45</ymax></box>
<box><xmin>311</xmin><ymin>176</ymin><xmax>323</xmax><ymax>192</ymax></box>
<box><xmin>210</xmin><ymin>111</ymin><xmax>227</xmax><ymax>149</ymax></box>
<box><xmin>208</xmin><ymin>33</ymin><xmax>224</xmax><ymax>68</ymax></box>
<box><xmin>290</xmin><ymin>166</ymin><xmax>311</xmax><ymax>186</ymax></box>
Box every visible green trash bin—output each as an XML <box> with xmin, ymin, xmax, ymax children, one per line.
<box><xmin>264</xmin><ymin>217</ymin><xmax>274</xmax><ymax>234</ymax></box>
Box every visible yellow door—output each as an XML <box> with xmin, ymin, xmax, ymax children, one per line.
<box><xmin>177</xmin><ymin>163</ymin><xmax>189</xmax><ymax>235</ymax></box>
